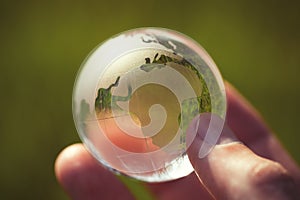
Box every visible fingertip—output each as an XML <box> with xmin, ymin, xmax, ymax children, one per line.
<box><xmin>54</xmin><ymin>143</ymin><xmax>134</xmax><ymax>200</ymax></box>
<box><xmin>55</xmin><ymin>143</ymin><xmax>86</xmax><ymax>183</ymax></box>
<box><xmin>186</xmin><ymin>113</ymin><xmax>238</xmax><ymax>161</ymax></box>
<box><xmin>187</xmin><ymin>137</ymin><xmax>299</xmax><ymax>199</ymax></box>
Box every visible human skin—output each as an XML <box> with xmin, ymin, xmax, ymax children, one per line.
<box><xmin>55</xmin><ymin>83</ymin><xmax>300</xmax><ymax>199</ymax></box>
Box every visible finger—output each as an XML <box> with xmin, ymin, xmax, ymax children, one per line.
<box><xmin>187</xmin><ymin>117</ymin><xmax>299</xmax><ymax>200</ymax></box>
<box><xmin>55</xmin><ymin>143</ymin><xmax>134</xmax><ymax>200</ymax></box>
<box><xmin>147</xmin><ymin>173</ymin><xmax>214</xmax><ymax>200</ymax></box>
<box><xmin>148</xmin><ymin>83</ymin><xmax>300</xmax><ymax>198</ymax></box>
<box><xmin>225</xmin><ymin>83</ymin><xmax>300</xmax><ymax>185</ymax></box>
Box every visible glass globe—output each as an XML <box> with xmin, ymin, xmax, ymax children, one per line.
<box><xmin>72</xmin><ymin>28</ymin><xmax>226</xmax><ymax>182</ymax></box>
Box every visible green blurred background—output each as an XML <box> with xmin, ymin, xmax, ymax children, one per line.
<box><xmin>1</xmin><ymin>0</ymin><xmax>299</xmax><ymax>199</ymax></box>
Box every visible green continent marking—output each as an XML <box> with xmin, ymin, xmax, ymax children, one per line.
<box><xmin>95</xmin><ymin>76</ymin><xmax>132</xmax><ymax>114</ymax></box>
<box><xmin>139</xmin><ymin>53</ymin><xmax>212</xmax><ymax>147</ymax></box>
<box><xmin>95</xmin><ymin>54</ymin><xmax>211</xmax><ymax>114</ymax></box>
<box><xmin>140</xmin><ymin>53</ymin><xmax>211</xmax><ymax>114</ymax></box>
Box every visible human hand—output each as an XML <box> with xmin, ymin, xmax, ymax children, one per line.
<box><xmin>55</xmin><ymin>83</ymin><xmax>300</xmax><ymax>200</ymax></box>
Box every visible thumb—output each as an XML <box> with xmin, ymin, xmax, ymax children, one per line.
<box><xmin>186</xmin><ymin>114</ymin><xmax>298</xmax><ymax>200</ymax></box>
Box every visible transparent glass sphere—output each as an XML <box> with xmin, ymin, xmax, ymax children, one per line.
<box><xmin>72</xmin><ymin>28</ymin><xmax>226</xmax><ymax>182</ymax></box>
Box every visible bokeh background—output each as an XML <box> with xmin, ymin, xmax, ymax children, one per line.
<box><xmin>1</xmin><ymin>0</ymin><xmax>299</xmax><ymax>199</ymax></box>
